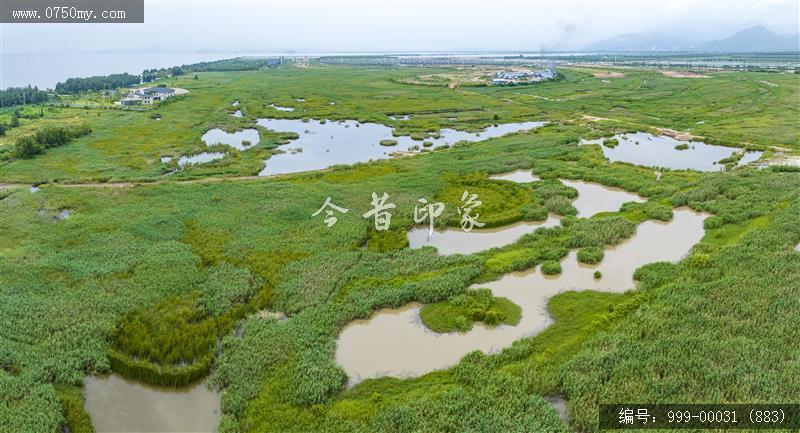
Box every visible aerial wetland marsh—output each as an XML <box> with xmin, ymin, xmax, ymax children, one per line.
<box><xmin>0</xmin><ymin>62</ymin><xmax>799</xmax><ymax>433</ymax></box>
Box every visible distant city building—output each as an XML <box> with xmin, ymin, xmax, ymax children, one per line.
<box><xmin>491</xmin><ymin>68</ymin><xmax>557</xmax><ymax>85</ymax></box>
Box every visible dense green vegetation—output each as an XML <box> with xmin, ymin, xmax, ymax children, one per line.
<box><xmin>0</xmin><ymin>64</ymin><xmax>798</xmax><ymax>433</ymax></box>
<box><xmin>576</xmin><ymin>247</ymin><xmax>603</xmax><ymax>264</ymax></box>
<box><xmin>10</xmin><ymin>124</ymin><xmax>91</xmax><ymax>159</ymax></box>
<box><xmin>420</xmin><ymin>288</ymin><xmax>521</xmax><ymax>332</ymax></box>
<box><xmin>1</xmin><ymin>64</ymin><xmax>797</xmax><ymax>183</ymax></box>
<box><xmin>54</xmin><ymin>73</ymin><xmax>140</xmax><ymax>94</ymax></box>
<box><xmin>0</xmin><ymin>86</ymin><xmax>49</xmax><ymax>107</ymax></box>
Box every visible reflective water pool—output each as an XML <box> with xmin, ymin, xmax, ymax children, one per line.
<box><xmin>84</xmin><ymin>374</ymin><xmax>221</xmax><ymax>433</ymax></box>
<box><xmin>336</xmin><ymin>208</ymin><xmax>706</xmax><ymax>383</ymax></box>
<box><xmin>582</xmin><ymin>132</ymin><xmax>760</xmax><ymax>172</ymax></box>
<box><xmin>256</xmin><ymin>119</ymin><xmax>547</xmax><ymax>176</ymax></box>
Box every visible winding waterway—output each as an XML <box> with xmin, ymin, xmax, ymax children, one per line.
<box><xmin>336</xmin><ymin>208</ymin><xmax>706</xmax><ymax>383</ymax></box>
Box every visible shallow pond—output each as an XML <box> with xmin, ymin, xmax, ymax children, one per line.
<box><xmin>84</xmin><ymin>374</ymin><xmax>221</xmax><ymax>433</ymax></box>
<box><xmin>201</xmin><ymin>128</ymin><xmax>259</xmax><ymax>151</ymax></box>
<box><xmin>562</xmin><ymin>179</ymin><xmax>645</xmax><ymax>218</ymax></box>
<box><xmin>582</xmin><ymin>132</ymin><xmax>760</xmax><ymax>172</ymax></box>
<box><xmin>269</xmin><ymin>103</ymin><xmax>295</xmax><ymax>112</ymax></box>
<box><xmin>489</xmin><ymin>170</ymin><xmax>540</xmax><ymax>183</ymax></box>
<box><xmin>336</xmin><ymin>208</ymin><xmax>706</xmax><ymax>383</ymax></box>
<box><xmin>257</xmin><ymin>119</ymin><xmax>546</xmax><ymax>176</ymax></box>
<box><xmin>738</xmin><ymin>150</ymin><xmax>764</xmax><ymax>166</ymax></box>
<box><xmin>178</xmin><ymin>151</ymin><xmax>225</xmax><ymax>167</ymax></box>
<box><xmin>408</xmin><ymin>216</ymin><xmax>561</xmax><ymax>256</ymax></box>
<box><xmin>231</xmin><ymin>110</ymin><xmax>243</xmax><ymax>118</ymax></box>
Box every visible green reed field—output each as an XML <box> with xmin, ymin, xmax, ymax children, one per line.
<box><xmin>0</xmin><ymin>64</ymin><xmax>799</xmax><ymax>433</ymax></box>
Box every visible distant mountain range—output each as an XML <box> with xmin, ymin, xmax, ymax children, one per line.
<box><xmin>587</xmin><ymin>25</ymin><xmax>800</xmax><ymax>52</ymax></box>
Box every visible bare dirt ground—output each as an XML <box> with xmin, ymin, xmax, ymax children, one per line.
<box><xmin>593</xmin><ymin>71</ymin><xmax>625</xmax><ymax>78</ymax></box>
<box><xmin>661</xmin><ymin>71</ymin><xmax>710</xmax><ymax>78</ymax></box>
<box><xmin>658</xmin><ymin>128</ymin><xmax>702</xmax><ymax>141</ymax></box>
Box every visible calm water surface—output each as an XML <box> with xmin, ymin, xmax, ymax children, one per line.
<box><xmin>561</xmin><ymin>179</ymin><xmax>645</xmax><ymax>217</ymax></box>
<box><xmin>257</xmin><ymin>119</ymin><xmax>546</xmax><ymax>176</ymax></box>
<box><xmin>336</xmin><ymin>208</ymin><xmax>707</xmax><ymax>383</ymax></box>
<box><xmin>84</xmin><ymin>374</ymin><xmax>221</xmax><ymax>433</ymax></box>
<box><xmin>201</xmin><ymin>128</ymin><xmax>260</xmax><ymax>150</ymax></box>
<box><xmin>489</xmin><ymin>170</ymin><xmax>540</xmax><ymax>183</ymax></box>
<box><xmin>582</xmin><ymin>132</ymin><xmax>760</xmax><ymax>172</ymax></box>
<box><xmin>178</xmin><ymin>152</ymin><xmax>225</xmax><ymax>167</ymax></box>
<box><xmin>408</xmin><ymin>216</ymin><xmax>561</xmax><ymax>255</ymax></box>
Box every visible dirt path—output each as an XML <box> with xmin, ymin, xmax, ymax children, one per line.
<box><xmin>0</xmin><ymin>173</ymin><xmax>312</xmax><ymax>190</ymax></box>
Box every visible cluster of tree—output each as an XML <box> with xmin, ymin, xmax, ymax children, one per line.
<box><xmin>142</xmin><ymin>66</ymin><xmax>185</xmax><ymax>83</ymax></box>
<box><xmin>55</xmin><ymin>73</ymin><xmax>140</xmax><ymax>94</ymax></box>
<box><xmin>142</xmin><ymin>57</ymin><xmax>280</xmax><ymax>82</ymax></box>
<box><xmin>13</xmin><ymin>123</ymin><xmax>91</xmax><ymax>158</ymax></box>
<box><xmin>0</xmin><ymin>86</ymin><xmax>49</xmax><ymax>107</ymax></box>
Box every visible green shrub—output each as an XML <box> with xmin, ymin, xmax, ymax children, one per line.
<box><xmin>541</xmin><ymin>260</ymin><xmax>562</xmax><ymax>275</ymax></box>
<box><xmin>379</xmin><ymin>139</ymin><xmax>398</xmax><ymax>147</ymax></box>
<box><xmin>674</xmin><ymin>143</ymin><xmax>690</xmax><ymax>150</ymax></box>
<box><xmin>13</xmin><ymin>135</ymin><xmax>44</xmax><ymax>158</ymax></box>
<box><xmin>57</xmin><ymin>386</ymin><xmax>95</xmax><ymax>433</ymax></box>
<box><xmin>647</xmin><ymin>204</ymin><xmax>674</xmax><ymax>221</ymax></box>
<box><xmin>577</xmin><ymin>247</ymin><xmax>604</xmax><ymax>264</ymax></box>
<box><xmin>365</xmin><ymin>228</ymin><xmax>409</xmax><ymax>252</ymax></box>
<box><xmin>544</xmin><ymin>195</ymin><xmax>576</xmax><ymax>216</ymax></box>
<box><xmin>420</xmin><ymin>288</ymin><xmax>521</xmax><ymax>333</ymax></box>
<box><xmin>704</xmin><ymin>215</ymin><xmax>725</xmax><ymax>229</ymax></box>
<box><xmin>603</xmin><ymin>138</ymin><xmax>619</xmax><ymax>148</ymax></box>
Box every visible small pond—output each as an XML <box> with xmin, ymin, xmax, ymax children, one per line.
<box><xmin>561</xmin><ymin>179</ymin><xmax>645</xmax><ymax>218</ymax></box>
<box><xmin>489</xmin><ymin>170</ymin><xmax>540</xmax><ymax>183</ymax></box>
<box><xmin>581</xmin><ymin>132</ymin><xmax>761</xmax><ymax>172</ymax></box>
<box><xmin>178</xmin><ymin>152</ymin><xmax>225</xmax><ymax>167</ymax></box>
<box><xmin>269</xmin><ymin>103</ymin><xmax>295</xmax><ymax>112</ymax></box>
<box><xmin>336</xmin><ymin>208</ymin><xmax>707</xmax><ymax>383</ymax></box>
<box><xmin>231</xmin><ymin>110</ymin><xmax>243</xmax><ymax>118</ymax></box>
<box><xmin>84</xmin><ymin>374</ymin><xmax>221</xmax><ymax>433</ymax></box>
<box><xmin>201</xmin><ymin>128</ymin><xmax>259</xmax><ymax>151</ymax></box>
<box><xmin>256</xmin><ymin>119</ymin><xmax>546</xmax><ymax>176</ymax></box>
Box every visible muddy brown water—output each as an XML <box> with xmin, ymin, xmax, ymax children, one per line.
<box><xmin>336</xmin><ymin>208</ymin><xmax>707</xmax><ymax>383</ymax></box>
<box><xmin>83</xmin><ymin>374</ymin><xmax>221</xmax><ymax>433</ymax></box>
<box><xmin>408</xmin><ymin>216</ymin><xmax>561</xmax><ymax>255</ymax></box>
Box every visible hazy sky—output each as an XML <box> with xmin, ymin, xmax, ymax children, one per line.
<box><xmin>2</xmin><ymin>0</ymin><xmax>799</xmax><ymax>53</ymax></box>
